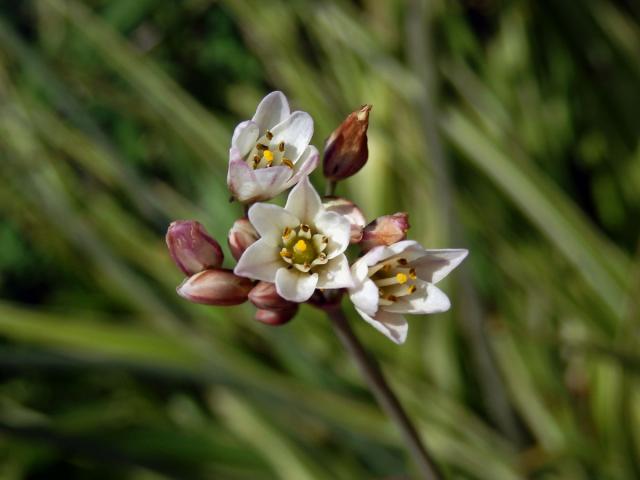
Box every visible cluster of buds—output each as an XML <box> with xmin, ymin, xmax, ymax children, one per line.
<box><xmin>167</xmin><ymin>92</ymin><xmax>467</xmax><ymax>343</ymax></box>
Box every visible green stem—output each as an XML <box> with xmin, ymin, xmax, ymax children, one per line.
<box><xmin>326</xmin><ymin>306</ymin><xmax>442</xmax><ymax>479</ymax></box>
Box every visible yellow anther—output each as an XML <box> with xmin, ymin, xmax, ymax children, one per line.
<box><xmin>280</xmin><ymin>248</ymin><xmax>292</xmax><ymax>258</ymax></box>
<box><xmin>282</xmin><ymin>158</ymin><xmax>294</xmax><ymax>169</ymax></box>
<box><xmin>294</xmin><ymin>239</ymin><xmax>308</xmax><ymax>253</ymax></box>
<box><xmin>409</xmin><ymin>268</ymin><xmax>417</xmax><ymax>280</ymax></box>
<box><xmin>263</xmin><ymin>150</ymin><xmax>274</xmax><ymax>162</ymax></box>
<box><xmin>266</xmin><ymin>131</ymin><xmax>273</xmax><ymax>140</ymax></box>
<box><xmin>398</xmin><ymin>258</ymin><xmax>408</xmax><ymax>266</ymax></box>
<box><xmin>278</xmin><ymin>141</ymin><xmax>285</xmax><ymax>152</ymax></box>
<box><xmin>407</xmin><ymin>285</ymin><xmax>417</xmax><ymax>294</ymax></box>
<box><xmin>396</xmin><ymin>273</ymin><xmax>408</xmax><ymax>284</ymax></box>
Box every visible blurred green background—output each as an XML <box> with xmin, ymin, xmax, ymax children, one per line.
<box><xmin>1</xmin><ymin>0</ymin><xmax>639</xmax><ymax>478</ymax></box>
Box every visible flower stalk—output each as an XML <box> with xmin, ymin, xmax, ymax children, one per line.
<box><xmin>326</xmin><ymin>305</ymin><xmax>442</xmax><ymax>480</ymax></box>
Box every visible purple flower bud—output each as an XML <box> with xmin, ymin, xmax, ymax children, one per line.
<box><xmin>228</xmin><ymin>218</ymin><xmax>259</xmax><ymax>261</ymax></box>
<box><xmin>361</xmin><ymin>212</ymin><xmax>410</xmax><ymax>251</ymax></box>
<box><xmin>166</xmin><ymin>221</ymin><xmax>223</xmax><ymax>276</ymax></box>
<box><xmin>248</xmin><ymin>281</ymin><xmax>298</xmax><ymax>311</ymax></box>
<box><xmin>177</xmin><ymin>268</ymin><xmax>253</xmax><ymax>306</ymax></box>
<box><xmin>322</xmin><ymin>197</ymin><xmax>366</xmax><ymax>244</ymax></box>
<box><xmin>255</xmin><ymin>306</ymin><xmax>298</xmax><ymax>326</ymax></box>
<box><xmin>323</xmin><ymin>105</ymin><xmax>371</xmax><ymax>181</ymax></box>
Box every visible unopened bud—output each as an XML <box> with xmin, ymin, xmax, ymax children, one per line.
<box><xmin>255</xmin><ymin>306</ymin><xmax>298</xmax><ymax>326</ymax></box>
<box><xmin>323</xmin><ymin>105</ymin><xmax>371</xmax><ymax>181</ymax></box>
<box><xmin>323</xmin><ymin>197</ymin><xmax>366</xmax><ymax>244</ymax></box>
<box><xmin>166</xmin><ymin>220</ymin><xmax>224</xmax><ymax>276</ymax></box>
<box><xmin>361</xmin><ymin>212</ymin><xmax>410</xmax><ymax>251</ymax></box>
<box><xmin>248</xmin><ymin>281</ymin><xmax>298</xmax><ymax>311</ymax></box>
<box><xmin>228</xmin><ymin>218</ymin><xmax>259</xmax><ymax>261</ymax></box>
<box><xmin>177</xmin><ymin>268</ymin><xmax>253</xmax><ymax>306</ymax></box>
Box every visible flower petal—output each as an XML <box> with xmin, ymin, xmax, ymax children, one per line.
<box><xmin>248</xmin><ymin>203</ymin><xmax>300</xmax><ymax>241</ymax></box>
<box><xmin>411</xmin><ymin>249</ymin><xmax>469</xmax><ymax>284</ymax></box>
<box><xmin>355</xmin><ymin>307</ymin><xmax>408</xmax><ymax>345</ymax></box>
<box><xmin>231</xmin><ymin>120</ymin><xmax>259</xmax><ymax>157</ymax></box>
<box><xmin>285</xmin><ymin>176</ymin><xmax>322</xmax><ymax>224</ymax></box>
<box><xmin>234</xmin><ymin>238</ymin><xmax>282</xmax><ymax>282</ymax></box>
<box><xmin>383</xmin><ymin>280</ymin><xmax>451</xmax><ymax>315</ymax></box>
<box><xmin>271</xmin><ymin>111</ymin><xmax>314</xmax><ymax>162</ymax></box>
<box><xmin>349</xmin><ymin>278</ymin><xmax>379</xmax><ymax>316</ymax></box>
<box><xmin>252</xmin><ymin>91</ymin><xmax>290</xmax><ymax>133</ymax></box>
<box><xmin>358</xmin><ymin>240</ymin><xmax>421</xmax><ymax>268</ymax></box>
<box><xmin>284</xmin><ymin>145</ymin><xmax>319</xmax><ymax>189</ymax></box>
<box><xmin>316</xmin><ymin>254</ymin><xmax>353</xmax><ymax>289</ymax></box>
<box><xmin>252</xmin><ymin>166</ymin><xmax>294</xmax><ymax>201</ymax></box>
<box><xmin>314</xmin><ymin>211</ymin><xmax>351</xmax><ymax>259</ymax></box>
<box><xmin>275</xmin><ymin>267</ymin><xmax>318</xmax><ymax>302</ymax></box>
<box><xmin>227</xmin><ymin>149</ymin><xmax>260</xmax><ymax>203</ymax></box>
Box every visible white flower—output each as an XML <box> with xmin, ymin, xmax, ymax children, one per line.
<box><xmin>234</xmin><ymin>176</ymin><xmax>353</xmax><ymax>302</ymax></box>
<box><xmin>228</xmin><ymin>91</ymin><xmax>319</xmax><ymax>203</ymax></box>
<box><xmin>349</xmin><ymin>240</ymin><xmax>468</xmax><ymax>344</ymax></box>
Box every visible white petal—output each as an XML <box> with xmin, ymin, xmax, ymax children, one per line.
<box><xmin>231</xmin><ymin>120</ymin><xmax>259</xmax><ymax>157</ymax></box>
<box><xmin>252</xmin><ymin>166</ymin><xmax>294</xmax><ymax>200</ymax></box>
<box><xmin>358</xmin><ymin>240</ymin><xmax>421</xmax><ymax>268</ymax></box>
<box><xmin>284</xmin><ymin>145</ymin><xmax>319</xmax><ymax>189</ymax></box>
<box><xmin>355</xmin><ymin>307</ymin><xmax>408</xmax><ymax>345</ymax></box>
<box><xmin>316</xmin><ymin>254</ymin><xmax>354</xmax><ymax>289</ymax></box>
<box><xmin>285</xmin><ymin>176</ymin><xmax>322</xmax><ymax>224</ymax></box>
<box><xmin>383</xmin><ymin>280</ymin><xmax>451</xmax><ymax>314</ymax></box>
<box><xmin>275</xmin><ymin>267</ymin><xmax>318</xmax><ymax>302</ymax></box>
<box><xmin>349</xmin><ymin>278</ymin><xmax>379</xmax><ymax>316</ymax></box>
<box><xmin>314</xmin><ymin>211</ymin><xmax>351</xmax><ymax>259</ymax></box>
<box><xmin>271</xmin><ymin>111</ymin><xmax>314</xmax><ymax>162</ymax></box>
<box><xmin>411</xmin><ymin>249</ymin><xmax>469</xmax><ymax>284</ymax></box>
<box><xmin>227</xmin><ymin>149</ymin><xmax>259</xmax><ymax>203</ymax></box>
<box><xmin>234</xmin><ymin>238</ymin><xmax>282</xmax><ymax>282</ymax></box>
<box><xmin>248</xmin><ymin>203</ymin><xmax>300</xmax><ymax>241</ymax></box>
<box><xmin>252</xmin><ymin>91</ymin><xmax>290</xmax><ymax>133</ymax></box>
<box><xmin>350</xmin><ymin>256</ymin><xmax>371</xmax><ymax>284</ymax></box>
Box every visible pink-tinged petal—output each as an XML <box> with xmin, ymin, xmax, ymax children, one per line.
<box><xmin>228</xmin><ymin>218</ymin><xmax>259</xmax><ymax>261</ymax></box>
<box><xmin>355</xmin><ymin>307</ymin><xmax>408</xmax><ymax>345</ymax></box>
<box><xmin>284</xmin><ymin>145</ymin><xmax>319</xmax><ymax>189</ymax></box>
<box><xmin>234</xmin><ymin>238</ymin><xmax>282</xmax><ymax>282</ymax></box>
<box><xmin>383</xmin><ymin>280</ymin><xmax>451</xmax><ymax>315</ymax></box>
<box><xmin>227</xmin><ymin>148</ymin><xmax>259</xmax><ymax>203</ymax></box>
<box><xmin>232</xmin><ymin>120</ymin><xmax>259</xmax><ymax>157</ymax></box>
<box><xmin>275</xmin><ymin>267</ymin><xmax>318</xmax><ymax>303</ymax></box>
<box><xmin>360</xmin><ymin>212</ymin><xmax>410</xmax><ymax>251</ymax></box>
<box><xmin>412</xmin><ymin>249</ymin><xmax>469</xmax><ymax>284</ymax></box>
<box><xmin>252</xmin><ymin>166</ymin><xmax>293</xmax><ymax>200</ymax></box>
<box><xmin>349</xmin><ymin>278</ymin><xmax>379</xmax><ymax>316</ymax></box>
<box><xmin>248</xmin><ymin>203</ymin><xmax>300</xmax><ymax>241</ymax></box>
<box><xmin>177</xmin><ymin>269</ymin><xmax>252</xmax><ymax>306</ymax></box>
<box><xmin>271</xmin><ymin>111</ymin><xmax>314</xmax><ymax>161</ymax></box>
<box><xmin>316</xmin><ymin>254</ymin><xmax>353</xmax><ymax>289</ymax></box>
<box><xmin>314</xmin><ymin>211</ymin><xmax>351</xmax><ymax>259</ymax></box>
<box><xmin>252</xmin><ymin>91</ymin><xmax>290</xmax><ymax>133</ymax></box>
<box><xmin>284</xmin><ymin>176</ymin><xmax>322</xmax><ymax>224</ymax></box>
<box><xmin>322</xmin><ymin>196</ymin><xmax>366</xmax><ymax>244</ymax></box>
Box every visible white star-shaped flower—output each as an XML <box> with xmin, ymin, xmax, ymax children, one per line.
<box><xmin>234</xmin><ymin>176</ymin><xmax>353</xmax><ymax>302</ymax></box>
<box><xmin>228</xmin><ymin>91</ymin><xmax>319</xmax><ymax>203</ymax></box>
<box><xmin>349</xmin><ymin>240</ymin><xmax>468</xmax><ymax>344</ymax></box>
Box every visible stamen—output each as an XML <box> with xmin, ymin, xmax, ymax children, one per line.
<box><xmin>298</xmin><ymin>224</ymin><xmax>312</xmax><ymax>239</ymax></box>
<box><xmin>409</xmin><ymin>268</ymin><xmax>417</xmax><ymax>280</ymax></box>
<box><xmin>256</xmin><ymin>143</ymin><xmax>268</xmax><ymax>151</ymax></box>
<box><xmin>282</xmin><ymin>158</ymin><xmax>294</xmax><ymax>169</ymax></box>
<box><xmin>282</xmin><ymin>227</ymin><xmax>296</xmax><ymax>244</ymax></box>
<box><xmin>278</xmin><ymin>141</ymin><xmax>285</xmax><ymax>152</ymax></box>
<box><xmin>407</xmin><ymin>285</ymin><xmax>417</xmax><ymax>294</ymax></box>
<box><xmin>266</xmin><ymin>130</ymin><xmax>273</xmax><ymax>140</ymax></box>
<box><xmin>397</xmin><ymin>258</ymin><xmax>408</xmax><ymax>266</ymax></box>
<box><xmin>374</xmin><ymin>275</ymin><xmax>408</xmax><ymax>287</ymax></box>
<box><xmin>280</xmin><ymin>248</ymin><xmax>292</xmax><ymax>258</ymax></box>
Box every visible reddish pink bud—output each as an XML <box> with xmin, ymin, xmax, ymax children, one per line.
<box><xmin>177</xmin><ymin>268</ymin><xmax>253</xmax><ymax>306</ymax></box>
<box><xmin>361</xmin><ymin>212</ymin><xmax>410</xmax><ymax>251</ymax></box>
<box><xmin>248</xmin><ymin>282</ymin><xmax>298</xmax><ymax>311</ymax></box>
<box><xmin>322</xmin><ymin>197</ymin><xmax>366</xmax><ymax>244</ymax></box>
<box><xmin>323</xmin><ymin>105</ymin><xmax>371</xmax><ymax>181</ymax></box>
<box><xmin>166</xmin><ymin>221</ymin><xmax>223</xmax><ymax>276</ymax></box>
<box><xmin>255</xmin><ymin>306</ymin><xmax>298</xmax><ymax>326</ymax></box>
<box><xmin>228</xmin><ymin>218</ymin><xmax>259</xmax><ymax>261</ymax></box>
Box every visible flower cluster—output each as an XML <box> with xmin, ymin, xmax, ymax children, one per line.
<box><xmin>167</xmin><ymin>91</ymin><xmax>467</xmax><ymax>343</ymax></box>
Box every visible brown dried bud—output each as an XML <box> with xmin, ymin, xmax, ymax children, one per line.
<box><xmin>166</xmin><ymin>220</ymin><xmax>224</xmax><ymax>276</ymax></box>
<box><xmin>228</xmin><ymin>218</ymin><xmax>259</xmax><ymax>261</ymax></box>
<box><xmin>323</xmin><ymin>105</ymin><xmax>371</xmax><ymax>181</ymax></box>
<box><xmin>322</xmin><ymin>197</ymin><xmax>366</xmax><ymax>244</ymax></box>
<box><xmin>248</xmin><ymin>282</ymin><xmax>298</xmax><ymax>311</ymax></box>
<box><xmin>177</xmin><ymin>268</ymin><xmax>253</xmax><ymax>306</ymax></box>
<box><xmin>361</xmin><ymin>212</ymin><xmax>410</xmax><ymax>251</ymax></box>
<box><xmin>255</xmin><ymin>306</ymin><xmax>298</xmax><ymax>326</ymax></box>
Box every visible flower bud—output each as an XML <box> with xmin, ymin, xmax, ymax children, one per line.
<box><xmin>361</xmin><ymin>212</ymin><xmax>410</xmax><ymax>251</ymax></box>
<box><xmin>323</xmin><ymin>105</ymin><xmax>371</xmax><ymax>181</ymax></box>
<box><xmin>255</xmin><ymin>306</ymin><xmax>298</xmax><ymax>326</ymax></box>
<box><xmin>228</xmin><ymin>218</ymin><xmax>259</xmax><ymax>261</ymax></box>
<box><xmin>166</xmin><ymin>221</ymin><xmax>224</xmax><ymax>276</ymax></box>
<box><xmin>248</xmin><ymin>281</ymin><xmax>298</xmax><ymax>312</ymax></box>
<box><xmin>177</xmin><ymin>268</ymin><xmax>253</xmax><ymax>306</ymax></box>
<box><xmin>322</xmin><ymin>197</ymin><xmax>366</xmax><ymax>244</ymax></box>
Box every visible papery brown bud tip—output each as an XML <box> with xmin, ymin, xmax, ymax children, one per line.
<box><xmin>166</xmin><ymin>220</ymin><xmax>224</xmax><ymax>275</ymax></box>
<box><xmin>177</xmin><ymin>268</ymin><xmax>253</xmax><ymax>306</ymax></box>
<box><xmin>323</xmin><ymin>105</ymin><xmax>372</xmax><ymax>182</ymax></box>
<box><xmin>361</xmin><ymin>212</ymin><xmax>410</xmax><ymax>251</ymax></box>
